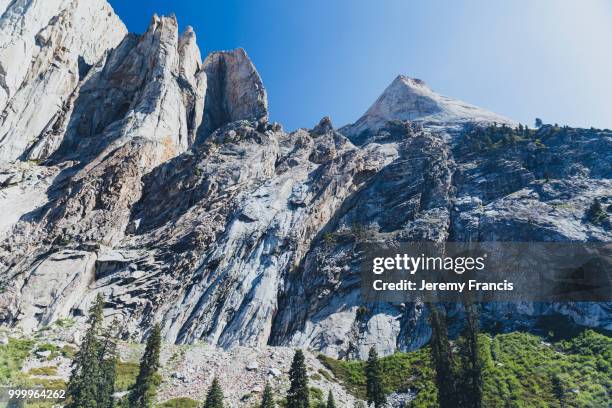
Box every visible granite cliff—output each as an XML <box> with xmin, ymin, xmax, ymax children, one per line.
<box><xmin>0</xmin><ymin>0</ymin><xmax>610</xmax><ymax>360</ymax></box>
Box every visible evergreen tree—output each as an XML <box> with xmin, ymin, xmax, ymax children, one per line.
<box><xmin>429</xmin><ymin>305</ymin><xmax>459</xmax><ymax>408</ymax></box>
<box><xmin>551</xmin><ymin>374</ymin><xmax>566</xmax><ymax>408</ymax></box>
<box><xmin>260</xmin><ymin>382</ymin><xmax>275</xmax><ymax>408</ymax></box>
<box><xmin>535</xmin><ymin>118</ymin><xmax>543</xmax><ymax>128</ymax></box>
<box><xmin>326</xmin><ymin>390</ymin><xmax>336</xmax><ymax>408</ymax></box>
<box><xmin>66</xmin><ymin>294</ymin><xmax>105</xmax><ymax>408</ymax></box>
<box><xmin>129</xmin><ymin>324</ymin><xmax>162</xmax><ymax>408</ymax></box>
<box><xmin>587</xmin><ymin>198</ymin><xmax>608</xmax><ymax>224</ymax></box>
<box><xmin>286</xmin><ymin>349</ymin><xmax>309</xmax><ymax>408</ymax></box>
<box><xmin>98</xmin><ymin>320</ymin><xmax>119</xmax><ymax>408</ymax></box>
<box><xmin>457</xmin><ymin>302</ymin><xmax>483</xmax><ymax>408</ymax></box>
<box><xmin>365</xmin><ymin>347</ymin><xmax>386</xmax><ymax>408</ymax></box>
<box><xmin>203</xmin><ymin>377</ymin><xmax>224</xmax><ymax>408</ymax></box>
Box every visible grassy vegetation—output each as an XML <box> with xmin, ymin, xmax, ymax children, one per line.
<box><xmin>115</xmin><ymin>360</ymin><xmax>140</xmax><ymax>391</ymax></box>
<box><xmin>157</xmin><ymin>397</ymin><xmax>200</xmax><ymax>407</ymax></box>
<box><xmin>27</xmin><ymin>377</ymin><xmax>66</xmax><ymax>389</ymax></box>
<box><xmin>0</xmin><ymin>337</ymin><xmax>65</xmax><ymax>408</ymax></box>
<box><xmin>318</xmin><ymin>346</ymin><xmax>435</xmax><ymax>402</ymax></box>
<box><xmin>0</xmin><ymin>338</ymin><xmax>34</xmax><ymax>384</ymax></box>
<box><xmin>27</xmin><ymin>366</ymin><xmax>58</xmax><ymax>376</ymax></box>
<box><xmin>318</xmin><ymin>368</ymin><xmax>334</xmax><ymax>382</ymax></box>
<box><xmin>3</xmin><ymin>330</ymin><xmax>610</xmax><ymax>407</ymax></box>
<box><xmin>318</xmin><ymin>330</ymin><xmax>611</xmax><ymax>408</ymax></box>
<box><xmin>53</xmin><ymin>318</ymin><xmax>76</xmax><ymax>328</ymax></box>
<box><xmin>309</xmin><ymin>386</ymin><xmax>324</xmax><ymax>407</ymax></box>
<box><xmin>310</xmin><ymin>372</ymin><xmax>322</xmax><ymax>381</ymax></box>
<box><xmin>60</xmin><ymin>344</ymin><xmax>77</xmax><ymax>359</ymax></box>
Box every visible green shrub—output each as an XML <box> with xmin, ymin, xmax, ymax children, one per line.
<box><xmin>115</xmin><ymin>360</ymin><xmax>140</xmax><ymax>391</ymax></box>
<box><xmin>0</xmin><ymin>338</ymin><xmax>34</xmax><ymax>383</ymax></box>
<box><xmin>310</xmin><ymin>386</ymin><xmax>324</xmax><ymax>407</ymax></box>
<box><xmin>318</xmin><ymin>331</ymin><xmax>611</xmax><ymax>408</ymax></box>
<box><xmin>310</xmin><ymin>373</ymin><xmax>322</xmax><ymax>381</ymax></box>
<box><xmin>60</xmin><ymin>344</ymin><xmax>77</xmax><ymax>359</ymax></box>
<box><xmin>54</xmin><ymin>318</ymin><xmax>76</xmax><ymax>328</ymax></box>
<box><xmin>318</xmin><ymin>368</ymin><xmax>334</xmax><ymax>382</ymax></box>
<box><xmin>157</xmin><ymin>397</ymin><xmax>200</xmax><ymax>407</ymax></box>
<box><xmin>323</xmin><ymin>232</ymin><xmax>337</xmax><ymax>245</ymax></box>
<box><xmin>586</xmin><ymin>199</ymin><xmax>608</xmax><ymax>225</ymax></box>
<box><xmin>28</xmin><ymin>366</ymin><xmax>58</xmax><ymax>376</ymax></box>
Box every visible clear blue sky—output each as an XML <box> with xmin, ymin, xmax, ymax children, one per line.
<box><xmin>108</xmin><ymin>0</ymin><xmax>612</xmax><ymax>131</ymax></box>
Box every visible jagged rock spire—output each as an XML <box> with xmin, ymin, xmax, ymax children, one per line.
<box><xmin>199</xmin><ymin>48</ymin><xmax>269</xmax><ymax>139</ymax></box>
<box><xmin>0</xmin><ymin>0</ymin><xmax>127</xmax><ymax>163</ymax></box>
<box><xmin>0</xmin><ymin>1</ymin><xmax>269</xmax><ymax>164</ymax></box>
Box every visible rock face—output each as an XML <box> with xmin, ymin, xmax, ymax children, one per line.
<box><xmin>0</xmin><ymin>0</ymin><xmax>610</xmax><ymax>361</ymax></box>
<box><xmin>0</xmin><ymin>0</ymin><xmax>127</xmax><ymax>163</ymax></box>
<box><xmin>200</xmin><ymin>48</ymin><xmax>268</xmax><ymax>138</ymax></box>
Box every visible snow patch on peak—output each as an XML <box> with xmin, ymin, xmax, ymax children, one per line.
<box><xmin>341</xmin><ymin>75</ymin><xmax>516</xmax><ymax>142</ymax></box>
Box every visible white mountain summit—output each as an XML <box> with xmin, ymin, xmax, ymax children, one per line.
<box><xmin>341</xmin><ymin>75</ymin><xmax>516</xmax><ymax>142</ymax></box>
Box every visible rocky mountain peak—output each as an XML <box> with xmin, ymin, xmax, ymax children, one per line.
<box><xmin>312</xmin><ymin>116</ymin><xmax>334</xmax><ymax>136</ymax></box>
<box><xmin>341</xmin><ymin>74</ymin><xmax>516</xmax><ymax>143</ymax></box>
<box><xmin>179</xmin><ymin>26</ymin><xmax>201</xmax><ymax>80</ymax></box>
<box><xmin>0</xmin><ymin>0</ymin><xmax>269</xmax><ymax>165</ymax></box>
<box><xmin>199</xmin><ymin>48</ymin><xmax>269</xmax><ymax>138</ymax></box>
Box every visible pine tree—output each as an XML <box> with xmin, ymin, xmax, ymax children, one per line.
<box><xmin>457</xmin><ymin>302</ymin><xmax>483</xmax><ymax>408</ymax></box>
<box><xmin>551</xmin><ymin>373</ymin><xmax>567</xmax><ymax>408</ymax></box>
<box><xmin>326</xmin><ymin>390</ymin><xmax>336</xmax><ymax>408</ymax></box>
<box><xmin>66</xmin><ymin>294</ymin><xmax>105</xmax><ymax>408</ymax></box>
<box><xmin>204</xmin><ymin>377</ymin><xmax>224</xmax><ymax>408</ymax></box>
<box><xmin>429</xmin><ymin>305</ymin><xmax>459</xmax><ymax>408</ymax></box>
<box><xmin>286</xmin><ymin>349</ymin><xmax>309</xmax><ymax>408</ymax></box>
<box><xmin>98</xmin><ymin>320</ymin><xmax>119</xmax><ymax>408</ymax></box>
<box><xmin>260</xmin><ymin>382</ymin><xmax>275</xmax><ymax>408</ymax></box>
<box><xmin>365</xmin><ymin>347</ymin><xmax>386</xmax><ymax>408</ymax></box>
<box><xmin>129</xmin><ymin>324</ymin><xmax>162</xmax><ymax>408</ymax></box>
<box><xmin>587</xmin><ymin>198</ymin><xmax>608</xmax><ymax>225</ymax></box>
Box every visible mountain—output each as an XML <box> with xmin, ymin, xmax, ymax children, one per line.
<box><xmin>0</xmin><ymin>0</ymin><xmax>610</xmax><ymax>360</ymax></box>
<box><xmin>340</xmin><ymin>75</ymin><xmax>516</xmax><ymax>144</ymax></box>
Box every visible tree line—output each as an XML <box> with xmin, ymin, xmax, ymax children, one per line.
<box><xmin>64</xmin><ymin>294</ymin><xmax>340</xmax><ymax>408</ymax></box>
<box><xmin>66</xmin><ymin>294</ymin><xmax>485</xmax><ymax>407</ymax></box>
<box><xmin>64</xmin><ymin>294</ymin><xmax>163</xmax><ymax>408</ymax></box>
<box><xmin>361</xmin><ymin>302</ymin><xmax>485</xmax><ymax>408</ymax></box>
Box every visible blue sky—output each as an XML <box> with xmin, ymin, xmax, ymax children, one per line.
<box><xmin>108</xmin><ymin>0</ymin><xmax>612</xmax><ymax>131</ymax></box>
